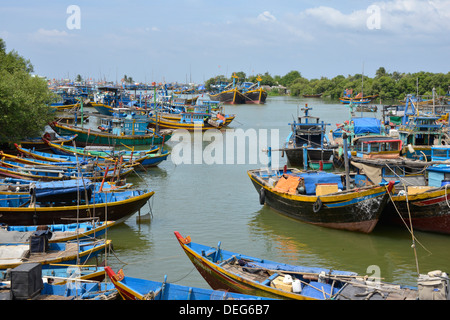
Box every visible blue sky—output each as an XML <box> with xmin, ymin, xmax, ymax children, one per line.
<box><xmin>1</xmin><ymin>0</ymin><xmax>449</xmax><ymax>83</ymax></box>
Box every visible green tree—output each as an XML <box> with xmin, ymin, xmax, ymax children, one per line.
<box><xmin>279</xmin><ymin>71</ymin><xmax>302</xmax><ymax>87</ymax></box>
<box><xmin>0</xmin><ymin>38</ymin><xmax>55</xmax><ymax>145</ymax></box>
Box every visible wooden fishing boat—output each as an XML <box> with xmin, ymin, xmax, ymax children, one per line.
<box><xmin>355</xmin><ymin>105</ymin><xmax>377</xmax><ymax>112</ymax></box>
<box><xmin>149</xmin><ymin>112</ymin><xmax>225</xmax><ymax>131</ymax></box>
<box><xmin>39</xmin><ymin>279</ymin><xmax>117</xmax><ymax>300</ymax></box>
<box><xmin>44</xmin><ymin>140</ymin><xmax>168</xmax><ymax>168</ymax></box>
<box><xmin>303</xmin><ymin>93</ymin><xmax>322</xmax><ymax>98</ymax></box>
<box><xmin>0</xmin><ymin>186</ymin><xmax>154</xmax><ymax>226</ymax></box>
<box><xmin>209</xmin><ymin>87</ymin><xmax>246</xmax><ymax>105</ymax></box>
<box><xmin>339</xmin><ymin>97</ymin><xmax>372</xmax><ymax>104</ymax></box>
<box><xmin>241</xmin><ymin>79</ymin><xmax>267</xmax><ymax>104</ymax></box>
<box><xmin>248</xmin><ymin>167</ymin><xmax>395</xmax><ymax>233</ymax></box>
<box><xmin>208</xmin><ymin>74</ymin><xmax>246</xmax><ymax>104</ymax></box>
<box><xmin>0</xmin><ymin>159</ymin><xmax>136</xmax><ymax>182</ymax></box>
<box><xmin>0</xmin><ymin>150</ymin><xmax>85</xmax><ymax>168</ymax></box>
<box><xmin>157</xmin><ymin>101</ymin><xmax>236</xmax><ymax>127</ymax></box>
<box><xmin>50</xmin><ymin>121</ymin><xmax>173</xmax><ymax>147</ymax></box>
<box><xmin>0</xmin><ymin>221</ymin><xmax>115</xmax><ymax>244</ymax></box>
<box><xmin>15</xmin><ymin>144</ymin><xmax>90</xmax><ymax>164</ymax></box>
<box><xmin>174</xmin><ymin>232</ymin><xmax>424</xmax><ymax>300</ymax></box>
<box><xmin>0</xmin><ymin>263</ymin><xmax>117</xmax><ymax>300</ymax></box>
<box><xmin>20</xmin><ymin>133</ymin><xmax>77</xmax><ymax>151</ymax></box>
<box><xmin>0</xmin><ymin>239</ymin><xmax>111</xmax><ymax>270</ymax></box>
<box><xmin>104</xmin><ymin>267</ymin><xmax>274</xmax><ymax>300</ymax></box>
<box><xmin>243</xmin><ymin>87</ymin><xmax>267</xmax><ymax>104</ymax></box>
<box><xmin>18</xmin><ymin>264</ymin><xmax>107</xmax><ymax>285</ymax></box>
<box><xmin>339</xmin><ymin>91</ymin><xmax>378</xmax><ymax>105</ymax></box>
<box><xmin>283</xmin><ymin>106</ymin><xmax>336</xmax><ymax>169</ymax></box>
<box><xmin>381</xmin><ymin>183</ymin><xmax>450</xmax><ymax>234</ymax></box>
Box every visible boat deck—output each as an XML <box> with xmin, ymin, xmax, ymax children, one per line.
<box><xmin>221</xmin><ymin>259</ymin><xmax>271</xmax><ymax>284</ymax></box>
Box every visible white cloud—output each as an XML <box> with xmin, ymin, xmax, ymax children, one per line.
<box><xmin>29</xmin><ymin>28</ymin><xmax>71</xmax><ymax>44</ymax></box>
<box><xmin>35</xmin><ymin>28</ymin><xmax>68</xmax><ymax>37</ymax></box>
<box><xmin>257</xmin><ymin>11</ymin><xmax>276</xmax><ymax>22</ymax></box>
<box><xmin>303</xmin><ymin>6</ymin><xmax>366</xmax><ymax>29</ymax></box>
<box><xmin>374</xmin><ymin>0</ymin><xmax>450</xmax><ymax>33</ymax></box>
<box><xmin>298</xmin><ymin>0</ymin><xmax>450</xmax><ymax>34</ymax></box>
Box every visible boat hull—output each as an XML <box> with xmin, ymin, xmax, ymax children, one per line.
<box><xmin>148</xmin><ymin>117</ymin><xmax>224</xmax><ymax>131</ymax></box>
<box><xmin>209</xmin><ymin>88</ymin><xmax>246</xmax><ymax>104</ymax></box>
<box><xmin>104</xmin><ymin>267</ymin><xmax>274</xmax><ymax>300</ymax></box>
<box><xmin>0</xmin><ymin>190</ymin><xmax>154</xmax><ymax>226</ymax></box>
<box><xmin>173</xmin><ymin>232</ymin><xmax>363</xmax><ymax>300</ymax></box>
<box><xmin>248</xmin><ymin>170</ymin><xmax>391</xmax><ymax>233</ymax></box>
<box><xmin>382</xmin><ymin>187</ymin><xmax>450</xmax><ymax>234</ymax></box>
<box><xmin>244</xmin><ymin>89</ymin><xmax>267</xmax><ymax>104</ymax></box>
<box><xmin>50</xmin><ymin>122</ymin><xmax>172</xmax><ymax>146</ymax></box>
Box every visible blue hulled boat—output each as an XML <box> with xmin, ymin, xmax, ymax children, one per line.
<box><xmin>105</xmin><ymin>267</ymin><xmax>274</xmax><ymax>300</ymax></box>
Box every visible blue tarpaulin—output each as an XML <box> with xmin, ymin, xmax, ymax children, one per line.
<box><xmin>298</xmin><ymin>172</ymin><xmax>343</xmax><ymax>195</ymax></box>
<box><xmin>352</xmin><ymin>117</ymin><xmax>381</xmax><ymax>135</ymax></box>
<box><xmin>33</xmin><ymin>179</ymin><xmax>93</xmax><ymax>198</ymax></box>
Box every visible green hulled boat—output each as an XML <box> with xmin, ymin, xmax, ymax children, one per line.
<box><xmin>50</xmin><ymin>121</ymin><xmax>173</xmax><ymax>146</ymax></box>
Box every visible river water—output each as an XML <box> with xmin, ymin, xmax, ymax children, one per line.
<box><xmin>100</xmin><ymin>95</ymin><xmax>450</xmax><ymax>288</ymax></box>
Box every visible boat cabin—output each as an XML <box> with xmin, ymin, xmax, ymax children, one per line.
<box><xmin>397</xmin><ymin>116</ymin><xmax>446</xmax><ymax>159</ymax></box>
<box><xmin>353</xmin><ymin>136</ymin><xmax>402</xmax><ymax>159</ymax></box>
<box><xmin>180</xmin><ymin>112</ymin><xmax>208</xmax><ymax>124</ymax></box>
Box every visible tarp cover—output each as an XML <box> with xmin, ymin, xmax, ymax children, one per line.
<box><xmin>352</xmin><ymin>117</ymin><xmax>381</xmax><ymax>135</ymax></box>
<box><xmin>298</xmin><ymin>172</ymin><xmax>343</xmax><ymax>195</ymax></box>
<box><xmin>31</xmin><ymin>179</ymin><xmax>93</xmax><ymax>198</ymax></box>
<box><xmin>273</xmin><ymin>175</ymin><xmax>300</xmax><ymax>194</ymax></box>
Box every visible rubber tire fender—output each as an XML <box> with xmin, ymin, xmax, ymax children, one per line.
<box><xmin>259</xmin><ymin>187</ymin><xmax>266</xmax><ymax>205</ymax></box>
<box><xmin>313</xmin><ymin>197</ymin><xmax>322</xmax><ymax>213</ymax></box>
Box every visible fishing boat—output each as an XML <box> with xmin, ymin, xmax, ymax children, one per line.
<box><xmin>331</xmin><ymin>117</ymin><xmax>386</xmax><ymax>167</ymax></box>
<box><xmin>0</xmin><ymin>150</ymin><xmax>85</xmax><ymax>168</ymax></box>
<box><xmin>348</xmin><ymin>135</ymin><xmax>429</xmax><ymax>186</ymax></box>
<box><xmin>149</xmin><ymin>112</ymin><xmax>225</xmax><ymax>131</ymax></box>
<box><xmin>15</xmin><ymin>143</ymin><xmax>99</xmax><ymax>165</ymax></box>
<box><xmin>283</xmin><ymin>106</ymin><xmax>336</xmax><ymax>169</ymax></box>
<box><xmin>0</xmin><ymin>239</ymin><xmax>111</xmax><ymax>271</ymax></box>
<box><xmin>41</xmin><ymin>265</ymin><xmax>107</xmax><ymax>285</ymax></box>
<box><xmin>303</xmin><ymin>93</ymin><xmax>323</xmax><ymax>98</ymax></box>
<box><xmin>0</xmin><ymin>220</ymin><xmax>114</xmax><ymax>244</ymax></box>
<box><xmin>248</xmin><ymin>167</ymin><xmax>395</xmax><ymax>233</ymax></box>
<box><xmin>44</xmin><ymin>140</ymin><xmax>168</xmax><ymax>168</ymax></box>
<box><xmin>340</xmin><ymin>89</ymin><xmax>378</xmax><ymax>105</ymax></box>
<box><xmin>39</xmin><ymin>279</ymin><xmax>117</xmax><ymax>300</ymax></box>
<box><xmin>91</xmin><ymin>86</ymin><xmax>126</xmax><ymax>116</ymax></box>
<box><xmin>104</xmin><ymin>267</ymin><xmax>274</xmax><ymax>300</ymax></box>
<box><xmin>0</xmin><ymin>158</ymin><xmax>136</xmax><ymax>182</ymax></box>
<box><xmin>208</xmin><ymin>74</ymin><xmax>246</xmax><ymax>104</ymax></box>
<box><xmin>354</xmin><ymin>105</ymin><xmax>378</xmax><ymax>113</ymax></box>
<box><xmin>352</xmin><ymin>136</ymin><xmax>403</xmax><ymax>160</ymax></box>
<box><xmin>157</xmin><ymin>100</ymin><xmax>236</xmax><ymax>127</ymax></box>
<box><xmin>174</xmin><ymin>232</ymin><xmax>430</xmax><ymax>300</ymax></box>
<box><xmin>20</xmin><ymin>133</ymin><xmax>77</xmax><ymax>151</ymax></box>
<box><xmin>341</xmin><ymin>141</ymin><xmax>450</xmax><ymax>234</ymax></box>
<box><xmin>0</xmin><ymin>263</ymin><xmax>117</xmax><ymax>300</ymax></box>
<box><xmin>241</xmin><ymin>77</ymin><xmax>267</xmax><ymax>104</ymax></box>
<box><xmin>395</xmin><ymin>96</ymin><xmax>448</xmax><ymax>160</ymax></box>
<box><xmin>0</xmin><ymin>185</ymin><xmax>154</xmax><ymax>226</ymax></box>
<box><xmin>50</xmin><ymin>121</ymin><xmax>173</xmax><ymax>147</ymax></box>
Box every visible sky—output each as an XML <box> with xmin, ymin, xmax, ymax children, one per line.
<box><xmin>0</xmin><ymin>0</ymin><xmax>449</xmax><ymax>84</ymax></box>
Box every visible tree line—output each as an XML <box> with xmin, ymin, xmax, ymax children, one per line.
<box><xmin>206</xmin><ymin>68</ymin><xmax>450</xmax><ymax>101</ymax></box>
